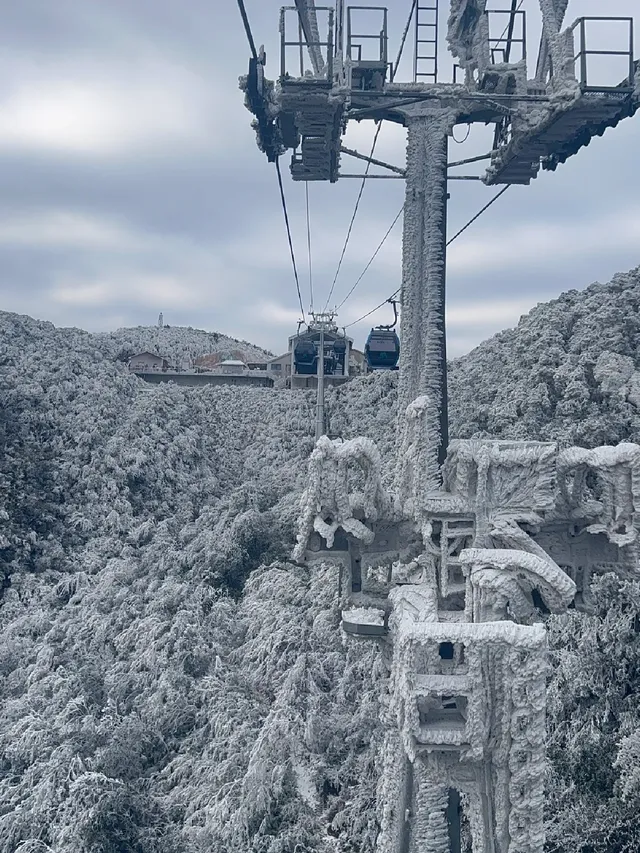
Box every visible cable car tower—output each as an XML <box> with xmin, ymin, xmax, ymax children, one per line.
<box><xmin>292</xmin><ymin>310</ymin><xmax>348</xmax><ymax>439</ymax></box>
<box><xmin>239</xmin><ymin>4</ymin><xmax>639</xmax><ymax>853</ymax></box>
<box><xmin>242</xmin><ymin>0</ymin><xmax>638</xmax><ymax>467</ymax></box>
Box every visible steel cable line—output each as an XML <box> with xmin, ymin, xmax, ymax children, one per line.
<box><xmin>496</xmin><ymin>0</ymin><xmax>525</xmax><ymax>61</ymax></box>
<box><xmin>328</xmin><ymin>2</ymin><xmax>419</xmax><ymax>311</ymax></box>
<box><xmin>322</xmin><ymin>121</ymin><xmax>383</xmax><ymax>311</ymax></box>
<box><xmin>305</xmin><ymin>182</ymin><xmax>314</xmax><ymax>313</ymax></box>
<box><xmin>344</xmin><ymin>290</ymin><xmax>400</xmax><ymax>329</ymax></box>
<box><xmin>446</xmin><ymin>185</ymin><xmax>510</xmax><ymax>246</ymax></box>
<box><xmin>276</xmin><ymin>158</ymin><xmax>307</xmax><ymax>323</ymax></box>
<box><xmin>235</xmin><ymin>0</ymin><xmax>258</xmax><ymax>60</ymax></box>
<box><xmin>337</xmin><ymin>204</ymin><xmax>404</xmax><ymax>311</ymax></box>
<box><xmin>234</xmin><ymin>0</ymin><xmax>307</xmax><ymax>324</ymax></box>
<box><xmin>392</xmin><ymin>0</ymin><xmax>418</xmax><ymax>80</ymax></box>
<box><xmin>344</xmin><ymin>185</ymin><xmax>511</xmax><ymax>328</ymax></box>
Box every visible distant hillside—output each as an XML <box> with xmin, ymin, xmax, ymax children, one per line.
<box><xmin>0</xmin><ymin>310</ymin><xmax>386</xmax><ymax>852</ymax></box>
<box><xmin>3</xmin><ymin>267</ymin><xmax>640</xmax><ymax>852</ymax></box>
<box><xmin>449</xmin><ymin>265</ymin><xmax>640</xmax><ymax>447</ymax></box>
<box><xmin>96</xmin><ymin>325</ymin><xmax>273</xmax><ymax>369</ymax></box>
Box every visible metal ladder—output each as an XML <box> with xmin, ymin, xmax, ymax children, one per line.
<box><xmin>413</xmin><ymin>1</ymin><xmax>439</xmax><ymax>83</ymax></box>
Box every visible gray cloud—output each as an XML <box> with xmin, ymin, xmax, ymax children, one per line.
<box><xmin>0</xmin><ymin>0</ymin><xmax>638</xmax><ymax>356</ymax></box>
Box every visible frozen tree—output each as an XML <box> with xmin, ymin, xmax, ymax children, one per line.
<box><xmin>2</xmin><ymin>263</ymin><xmax>640</xmax><ymax>850</ymax></box>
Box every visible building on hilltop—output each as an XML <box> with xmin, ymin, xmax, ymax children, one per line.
<box><xmin>128</xmin><ymin>352</ymin><xmax>172</xmax><ymax>371</ymax></box>
<box><xmin>350</xmin><ymin>347</ymin><xmax>366</xmax><ymax>375</ymax></box>
<box><xmin>217</xmin><ymin>359</ymin><xmax>248</xmax><ymax>375</ymax></box>
<box><xmin>266</xmin><ymin>351</ymin><xmax>292</xmax><ymax>380</ymax></box>
<box><xmin>129</xmin><ymin>352</ymin><xmax>272</xmax><ymax>388</ymax></box>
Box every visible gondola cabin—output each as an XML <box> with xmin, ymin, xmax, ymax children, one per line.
<box><xmin>365</xmin><ymin>329</ymin><xmax>400</xmax><ymax>370</ymax></box>
<box><xmin>294</xmin><ymin>338</ymin><xmax>317</xmax><ymax>375</ymax></box>
<box><xmin>289</xmin><ymin>324</ymin><xmax>354</xmax><ymax>389</ymax></box>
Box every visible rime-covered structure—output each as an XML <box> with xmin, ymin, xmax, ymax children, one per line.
<box><xmin>241</xmin><ymin>0</ymin><xmax>639</xmax><ymax>465</ymax></box>
<box><xmin>241</xmin><ymin>1</ymin><xmax>639</xmax><ymax>851</ymax></box>
<box><xmin>295</xmin><ymin>426</ymin><xmax>640</xmax><ymax>852</ymax></box>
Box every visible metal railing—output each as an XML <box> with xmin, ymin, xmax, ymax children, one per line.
<box><xmin>346</xmin><ymin>5</ymin><xmax>388</xmax><ymax>65</ymax></box>
<box><xmin>486</xmin><ymin>8</ymin><xmax>527</xmax><ymax>64</ymax></box>
<box><xmin>280</xmin><ymin>6</ymin><xmax>335</xmax><ymax>82</ymax></box>
<box><xmin>570</xmin><ymin>17</ymin><xmax>634</xmax><ymax>93</ymax></box>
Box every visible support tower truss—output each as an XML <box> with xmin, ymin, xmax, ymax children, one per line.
<box><xmin>239</xmin><ymin>4</ymin><xmax>640</xmax><ymax>853</ymax></box>
<box><xmin>295</xmin><ymin>435</ymin><xmax>640</xmax><ymax>853</ymax></box>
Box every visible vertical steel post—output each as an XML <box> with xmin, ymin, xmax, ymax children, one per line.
<box><xmin>335</xmin><ymin>0</ymin><xmax>344</xmax><ymax>54</ymax></box>
<box><xmin>629</xmin><ymin>19</ymin><xmax>635</xmax><ymax>87</ymax></box>
<box><xmin>327</xmin><ymin>9</ymin><xmax>334</xmax><ymax>82</ymax></box>
<box><xmin>580</xmin><ymin>17</ymin><xmax>587</xmax><ymax>88</ymax></box>
<box><xmin>446</xmin><ymin>788</ymin><xmax>462</xmax><ymax>853</ymax></box>
<box><xmin>315</xmin><ymin>328</ymin><xmax>325</xmax><ymax>441</ymax></box>
<box><xmin>398</xmin><ymin>115</ymin><xmax>449</xmax><ymax>472</ymax></box>
<box><xmin>299</xmin><ymin>16</ymin><xmax>305</xmax><ymax>76</ymax></box>
<box><xmin>280</xmin><ymin>7</ymin><xmax>286</xmax><ymax>78</ymax></box>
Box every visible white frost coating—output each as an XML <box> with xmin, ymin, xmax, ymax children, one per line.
<box><xmin>594</xmin><ymin>351</ymin><xmax>636</xmax><ymax>394</ymax></box>
<box><xmin>382</xmin><ymin>605</ymin><xmax>547</xmax><ymax>850</ymax></box>
<box><xmin>341</xmin><ymin>434</ymin><xmax>640</xmax><ymax>851</ymax></box>
<box><xmin>390</xmin><ymin>556</ymin><xmax>429</xmax><ymax>585</ymax></box>
<box><xmin>534</xmin><ymin>0</ymin><xmax>569</xmax><ymax>83</ymax></box>
<box><xmin>341</xmin><ymin>606</ymin><xmax>385</xmax><ymax>626</ymax></box>
<box><xmin>446</xmin><ymin>0</ymin><xmax>490</xmax><ymax>80</ymax></box>
<box><xmin>376</xmin><ymin>728</ymin><xmax>408</xmax><ymax>853</ymax></box>
<box><xmin>557</xmin><ymin>442</ymin><xmax>640</xmax><ymax>546</ymax></box>
<box><xmin>444</xmin><ymin>439</ymin><xmax>557</xmax><ymax>546</ymax></box>
<box><xmin>558</xmin><ymin>442</ymin><xmax>640</xmax><ymax>470</ymax></box>
<box><xmin>397</xmin><ymin>112</ymin><xmax>458</xmax><ymax>490</ymax></box>
<box><xmin>461</xmin><ymin>547</ymin><xmax>576</xmax><ymax>616</ymax></box>
<box><xmin>294</xmin><ymin>0</ymin><xmax>326</xmax><ymax>77</ymax></box>
<box><xmin>537</xmin><ymin>0</ymin><xmax>577</xmax><ymax>93</ymax></box>
<box><xmin>396</xmin><ymin>618</ymin><xmax>546</xmax><ymax>648</ymax></box>
<box><xmin>445</xmin><ymin>440</ymin><xmax>557</xmax><ymax>509</ymax></box>
<box><xmin>389</xmin><ymin>584</ymin><xmax>439</xmax><ymax>627</ymax></box>
<box><xmin>412</xmin><ymin>776</ymin><xmax>450</xmax><ymax>853</ymax></box>
<box><xmin>396</xmin><ymin>394</ymin><xmax>441</xmax><ymax>513</ymax></box>
<box><xmin>293</xmin><ymin>435</ymin><xmax>390</xmax><ymax>559</ymax></box>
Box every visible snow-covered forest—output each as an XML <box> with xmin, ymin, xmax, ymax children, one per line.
<box><xmin>2</xmin><ymin>267</ymin><xmax>640</xmax><ymax>852</ymax></box>
<box><xmin>99</xmin><ymin>325</ymin><xmax>273</xmax><ymax>369</ymax></box>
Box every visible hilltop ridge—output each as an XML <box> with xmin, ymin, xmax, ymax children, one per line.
<box><xmin>449</xmin><ymin>264</ymin><xmax>640</xmax><ymax>448</ymax></box>
<box><xmin>2</xmin><ymin>266</ymin><xmax>640</xmax><ymax>851</ymax></box>
<box><xmin>98</xmin><ymin>324</ymin><xmax>274</xmax><ymax>368</ymax></box>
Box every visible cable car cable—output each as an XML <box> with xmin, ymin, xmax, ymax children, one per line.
<box><xmin>344</xmin><ymin>184</ymin><xmax>511</xmax><ymax>328</ymax></box>
<box><xmin>235</xmin><ymin>0</ymin><xmax>306</xmax><ymax>322</ymax></box>
<box><xmin>275</xmin><ymin>157</ymin><xmax>307</xmax><ymax>324</ymax></box>
<box><xmin>392</xmin><ymin>0</ymin><xmax>418</xmax><ymax>80</ymax></box>
<box><xmin>337</xmin><ymin>204</ymin><xmax>404</xmax><ymax>311</ymax></box>
<box><xmin>235</xmin><ymin>0</ymin><xmax>258</xmax><ymax>60</ymax></box>
<box><xmin>323</xmin><ymin>121</ymin><xmax>383</xmax><ymax>311</ymax></box>
<box><xmin>305</xmin><ymin>181</ymin><xmax>314</xmax><ymax>313</ymax></box>
<box><xmin>446</xmin><ymin>185</ymin><xmax>510</xmax><ymax>247</ymax></box>
<box><xmin>496</xmin><ymin>0</ymin><xmax>525</xmax><ymax>61</ymax></box>
<box><xmin>344</xmin><ymin>289</ymin><xmax>400</xmax><ymax>329</ymax></box>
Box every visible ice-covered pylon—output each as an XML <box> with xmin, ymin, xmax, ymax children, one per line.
<box><xmin>396</xmin><ymin>395</ymin><xmax>442</xmax><ymax>516</ymax></box>
<box><xmin>557</xmin><ymin>443</ymin><xmax>640</xmax><ymax>546</ymax></box>
<box><xmin>293</xmin><ymin>435</ymin><xmax>391</xmax><ymax>560</ymax></box>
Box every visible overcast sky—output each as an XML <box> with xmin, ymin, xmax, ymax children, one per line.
<box><xmin>0</xmin><ymin>0</ymin><xmax>638</xmax><ymax>356</ymax></box>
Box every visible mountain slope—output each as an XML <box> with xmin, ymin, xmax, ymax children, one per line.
<box><xmin>97</xmin><ymin>324</ymin><xmax>274</xmax><ymax>368</ymax></box>
<box><xmin>449</xmin><ymin>265</ymin><xmax>640</xmax><ymax>447</ymax></box>
<box><xmin>2</xmin><ymin>265</ymin><xmax>640</xmax><ymax>852</ymax></box>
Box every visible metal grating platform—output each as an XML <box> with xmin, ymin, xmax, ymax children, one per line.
<box><xmin>486</xmin><ymin>87</ymin><xmax>639</xmax><ymax>186</ymax></box>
